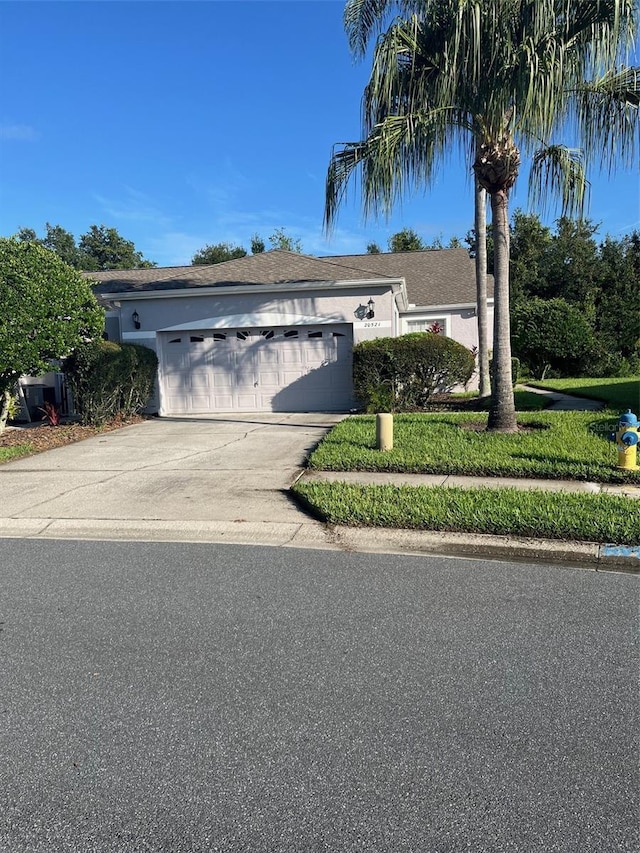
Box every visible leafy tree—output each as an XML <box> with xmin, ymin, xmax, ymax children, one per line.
<box><xmin>592</xmin><ymin>231</ymin><xmax>640</xmax><ymax>374</ymax></box>
<box><xmin>42</xmin><ymin>223</ymin><xmax>83</xmax><ymax>269</ymax></box>
<box><xmin>511</xmin><ymin>297</ymin><xmax>596</xmax><ymax>378</ymax></box>
<box><xmin>78</xmin><ymin>225</ymin><xmax>156</xmax><ymax>271</ymax></box>
<box><xmin>15</xmin><ymin>228</ymin><xmax>38</xmax><ymax>243</ymax></box>
<box><xmin>13</xmin><ymin>223</ymin><xmax>156</xmax><ymax>271</ymax></box>
<box><xmin>542</xmin><ymin>218</ymin><xmax>600</xmax><ymax>318</ymax></box>
<box><xmin>388</xmin><ymin>228</ymin><xmax>425</xmax><ymax>252</ymax></box>
<box><xmin>0</xmin><ymin>239</ymin><xmax>104</xmax><ymax>430</ymax></box>
<box><xmin>268</xmin><ymin>228</ymin><xmax>303</xmax><ymax>253</ymax></box>
<box><xmin>250</xmin><ymin>234</ymin><xmax>266</xmax><ymax>254</ymax></box>
<box><xmin>366</xmin><ymin>241</ymin><xmax>382</xmax><ymax>253</ymax></box>
<box><xmin>509</xmin><ymin>211</ymin><xmax>554</xmax><ymax>304</ymax></box>
<box><xmin>191</xmin><ymin>242</ymin><xmax>247</xmax><ymax>265</ymax></box>
<box><xmin>326</xmin><ymin>0</ymin><xmax>639</xmax><ymax>431</ymax></box>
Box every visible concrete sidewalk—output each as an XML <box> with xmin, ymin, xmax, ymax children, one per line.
<box><xmin>300</xmin><ymin>469</ymin><xmax>640</xmax><ymax>499</ymax></box>
<box><xmin>518</xmin><ymin>384</ymin><xmax>606</xmax><ymax>411</ymax></box>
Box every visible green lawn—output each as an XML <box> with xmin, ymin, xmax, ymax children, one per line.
<box><xmin>293</xmin><ymin>481</ymin><xmax>640</xmax><ymax>546</ymax></box>
<box><xmin>439</xmin><ymin>389</ymin><xmax>549</xmax><ymax>411</ymax></box>
<box><xmin>0</xmin><ymin>445</ymin><xmax>32</xmax><ymax>463</ymax></box>
<box><xmin>526</xmin><ymin>377</ymin><xmax>639</xmax><ymax>411</ymax></box>
<box><xmin>301</xmin><ymin>381</ymin><xmax>639</xmax><ymax>545</ymax></box>
<box><xmin>308</xmin><ymin>411</ymin><xmax>639</xmax><ymax>484</ymax></box>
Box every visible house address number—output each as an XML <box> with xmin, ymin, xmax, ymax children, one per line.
<box><xmin>354</xmin><ymin>320</ymin><xmax>391</xmax><ymax>329</ymax></box>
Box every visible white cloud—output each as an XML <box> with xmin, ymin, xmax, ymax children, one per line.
<box><xmin>93</xmin><ymin>187</ymin><xmax>173</xmax><ymax>228</ymax></box>
<box><xmin>0</xmin><ymin>123</ymin><xmax>38</xmax><ymax>141</ymax></box>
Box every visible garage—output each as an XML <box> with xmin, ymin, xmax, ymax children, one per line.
<box><xmin>159</xmin><ymin>324</ymin><xmax>354</xmax><ymax>414</ymax></box>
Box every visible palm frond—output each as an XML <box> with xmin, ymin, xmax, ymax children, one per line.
<box><xmin>575</xmin><ymin>65</ymin><xmax>640</xmax><ymax>170</ymax></box>
<box><xmin>344</xmin><ymin>0</ymin><xmax>424</xmax><ymax>57</ymax></box>
<box><xmin>529</xmin><ymin>144</ymin><xmax>589</xmax><ymax>218</ymax></box>
<box><xmin>325</xmin><ymin>108</ymin><xmax>460</xmax><ymax>231</ymax></box>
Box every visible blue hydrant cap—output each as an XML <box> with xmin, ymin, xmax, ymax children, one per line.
<box><xmin>619</xmin><ymin>409</ymin><xmax>638</xmax><ymax>427</ymax></box>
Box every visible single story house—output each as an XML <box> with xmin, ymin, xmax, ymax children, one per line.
<box><xmin>88</xmin><ymin>248</ymin><xmax>494</xmax><ymax>416</ymax></box>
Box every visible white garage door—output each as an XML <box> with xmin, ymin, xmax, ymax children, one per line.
<box><xmin>159</xmin><ymin>325</ymin><xmax>354</xmax><ymax>413</ymax></box>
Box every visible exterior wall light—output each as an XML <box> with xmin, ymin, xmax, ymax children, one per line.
<box><xmin>132</xmin><ymin>310</ymin><xmax>141</xmax><ymax>330</ymax></box>
<box><xmin>366</xmin><ymin>298</ymin><xmax>375</xmax><ymax>319</ymax></box>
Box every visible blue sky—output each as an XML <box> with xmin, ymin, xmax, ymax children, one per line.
<box><xmin>1</xmin><ymin>0</ymin><xmax>638</xmax><ymax>267</ymax></box>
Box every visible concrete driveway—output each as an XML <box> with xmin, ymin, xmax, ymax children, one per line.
<box><xmin>0</xmin><ymin>414</ymin><xmax>345</xmax><ymax>546</ymax></box>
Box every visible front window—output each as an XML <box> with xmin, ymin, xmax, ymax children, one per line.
<box><xmin>407</xmin><ymin>318</ymin><xmax>448</xmax><ymax>335</ymax></box>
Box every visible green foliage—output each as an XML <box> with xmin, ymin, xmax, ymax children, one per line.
<box><xmin>293</xmin><ymin>481</ymin><xmax>640</xmax><ymax>546</ymax></box>
<box><xmin>250</xmin><ymin>234</ymin><xmax>265</xmax><ymax>254</ymax></box>
<box><xmin>0</xmin><ymin>238</ymin><xmax>104</xmax><ymax>399</ymax></box>
<box><xmin>366</xmin><ymin>242</ymin><xmax>382</xmax><ymax>254</ymax></box>
<box><xmin>79</xmin><ymin>225</ymin><xmax>156</xmax><ymax>271</ymax></box>
<box><xmin>307</xmin><ymin>411</ymin><xmax>639</xmax><ymax>484</ymax></box>
<box><xmin>0</xmin><ymin>445</ymin><xmax>32</xmax><ymax>463</ymax></box>
<box><xmin>268</xmin><ymin>228</ymin><xmax>303</xmax><ymax>253</ymax></box>
<box><xmin>508</xmin><ymin>214</ymin><xmax>640</xmax><ymax>375</ymax></box>
<box><xmin>511</xmin><ymin>297</ymin><xmax>596</xmax><ymax>378</ymax></box>
<box><xmin>42</xmin><ymin>223</ymin><xmax>83</xmax><ymax>268</ymax></box>
<box><xmin>63</xmin><ymin>341</ymin><xmax>158</xmax><ymax>425</ymax></box>
<box><xmin>13</xmin><ymin>222</ymin><xmax>156</xmax><ymax>270</ymax></box>
<box><xmin>191</xmin><ymin>242</ymin><xmax>247</xmax><ymax>265</ymax></box>
<box><xmin>388</xmin><ymin>228</ymin><xmax>425</xmax><ymax>252</ymax></box>
<box><xmin>353</xmin><ymin>333</ymin><xmax>475</xmax><ymax>412</ymax></box>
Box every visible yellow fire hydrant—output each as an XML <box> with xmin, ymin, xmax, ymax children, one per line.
<box><xmin>609</xmin><ymin>410</ymin><xmax>639</xmax><ymax>471</ymax></box>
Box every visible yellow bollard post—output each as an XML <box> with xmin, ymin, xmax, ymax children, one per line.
<box><xmin>376</xmin><ymin>413</ymin><xmax>394</xmax><ymax>451</ymax></box>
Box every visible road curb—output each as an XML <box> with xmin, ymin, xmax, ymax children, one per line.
<box><xmin>329</xmin><ymin>526</ymin><xmax>639</xmax><ymax>572</ymax></box>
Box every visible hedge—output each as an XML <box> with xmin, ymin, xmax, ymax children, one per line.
<box><xmin>353</xmin><ymin>333</ymin><xmax>475</xmax><ymax>412</ymax></box>
<box><xmin>63</xmin><ymin>340</ymin><xmax>158</xmax><ymax>425</ymax></box>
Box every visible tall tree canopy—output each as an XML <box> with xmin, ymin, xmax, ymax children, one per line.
<box><xmin>326</xmin><ymin>0</ymin><xmax>639</xmax><ymax>430</ymax></box>
<box><xmin>268</xmin><ymin>228</ymin><xmax>303</xmax><ymax>253</ymax></box>
<box><xmin>0</xmin><ymin>239</ymin><xmax>104</xmax><ymax>430</ymax></box>
<box><xmin>192</xmin><ymin>242</ymin><xmax>247</xmax><ymax>265</ymax></box>
<box><xmin>14</xmin><ymin>223</ymin><xmax>156</xmax><ymax>270</ymax></box>
<box><xmin>388</xmin><ymin>227</ymin><xmax>425</xmax><ymax>252</ymax></box>
<box><xmin>78</xmin><ymin>225</ymin><xmax>156</xmax><ymax>271</ymax></box>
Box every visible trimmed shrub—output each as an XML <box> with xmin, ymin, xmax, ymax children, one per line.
<box><xmin>63</xmin><ymin>341</ymin><xmax>158</xmax><ymax>425</ymax></box>
<box><xmin>353</xmin><ymin>333</ymin><xmax>475</xmax><ymax>412</ymax></box>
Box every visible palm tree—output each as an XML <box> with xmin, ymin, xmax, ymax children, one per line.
<box><xmin>326</xmin><ymin>0</ymin><xmax>639</xmax><ymax>431</ymax></box>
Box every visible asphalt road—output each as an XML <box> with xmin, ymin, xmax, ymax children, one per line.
<box><xmin>1</xmin><ymin>540</ymin><xmax>638</xmax><ymax>852</ymax></box>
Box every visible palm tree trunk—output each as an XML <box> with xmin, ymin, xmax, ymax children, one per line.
<box><xmin>474</xmin><ymin>180</ymin><xmax>490</xmax><ymax>398</ymax></box>
<box><xmin>487</xmin><ymin>188</ymin><xmax>517</xmax><ymax>432</ymax></box>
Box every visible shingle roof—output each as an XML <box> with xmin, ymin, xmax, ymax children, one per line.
<box><xmin>327</xmin><ymin>248</ymin><xmax>493</xmax><ymax>306</ymax></box>
<box><xmin>88</xmin><ymin>247</ymin><xmax>492</xmax><ymax>308</ymax></box>
<box><xmin>88</xmin><ymin>250</ymin><xmax>396</xmax><ymax>294</ymax></box>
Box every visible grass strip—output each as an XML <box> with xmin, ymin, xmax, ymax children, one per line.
<box><xmin>526</xmin><ymin>377</ymin><xmax>639</xmax><ymax>411</ymax></box>
<box><xmin>0</xmin><ymin>445</ymin><xmax>33</xmax><ymax>463</ymax></box>
<box><xmin>308</xmin><ymin>411</ymin><xmax>639</xmax><ymax>484</ymax></box>
<box><xmin>293</xmin><ymin>481</ymin><xmax>640</xmax><ymax>546</ymax></box>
